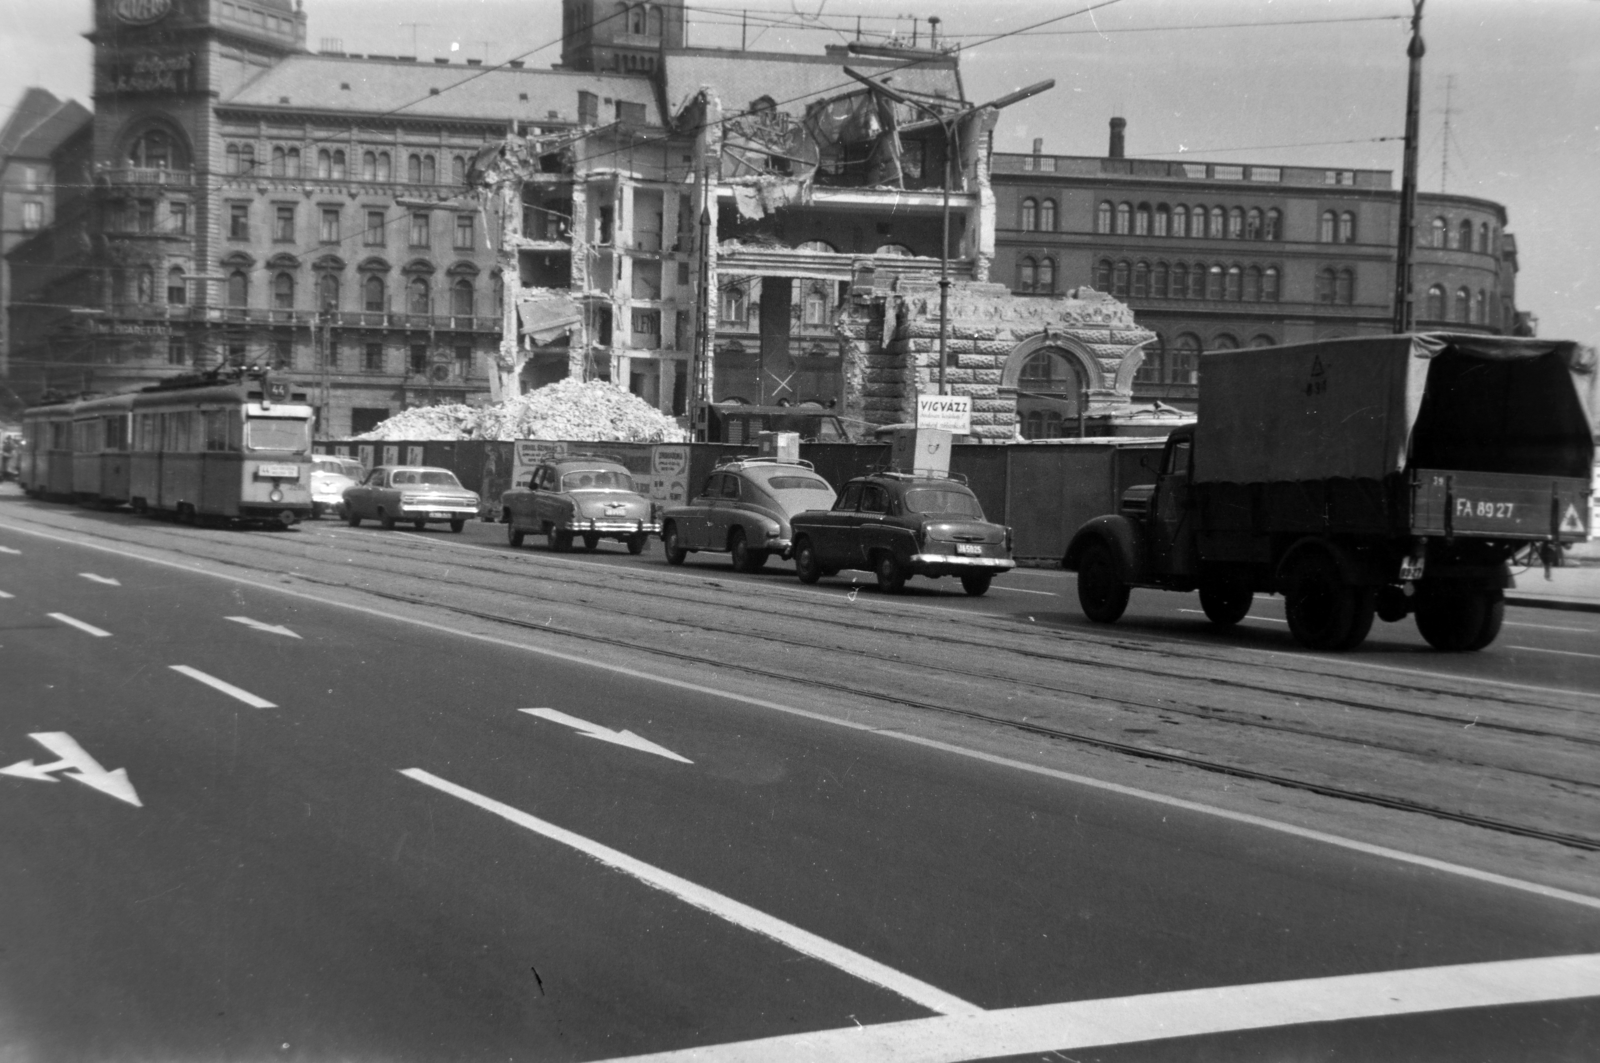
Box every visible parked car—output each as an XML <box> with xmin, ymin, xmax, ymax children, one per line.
<box><xmin>661</xmin><ymin>458</ymin><xmax>837</xmax><ymax>571</ymax></box>
<box><xmin>343</xmin><ymin>465</ymin><xmax>479</xmax><ymax>532</ymax></box>
<box><xmin>789</xmin><ymin>472</ymin><xmax>1015</xmax><ymax>595</ymax></box>
<box><xmin>502</xmin><ymin>457</ymin><xmax>658</xmax><ymax>553</ymax></box>
<box><xmin>309</xmin><ymin>454</ymin><xmax>364</xmax><ymax>518</ymax></box>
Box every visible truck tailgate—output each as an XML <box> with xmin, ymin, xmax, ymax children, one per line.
<box><xmin>1411</xmin><ymin>469</ymin><xmax>1591</xmax><ymax>541</ymax></box>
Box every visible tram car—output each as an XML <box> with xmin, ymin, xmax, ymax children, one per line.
<box><xmin>19</xmin><ymin>368</ymin><xmax>314</xmax><ymax>528</ymax></box>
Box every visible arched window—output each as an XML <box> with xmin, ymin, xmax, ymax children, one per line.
<box><xmin>226</xmin><ymin>143</ymin><xmax>241</xmax><ymax>175</ymax></box>
<box><xmin>318</xmin><ymin>272</ymin><xmax>340</xmax><ymax>311</ymax></box>
<box><xmin>1171</xmin><ymin>205</ymin><xmax>1187</xmax><ymax>238</ymax></box>
<box><xmin>1171</xmin><ymin>333</ymin><xmax>1202</xmax><ymax>385</ymax></box>
<box><xmin>1132</xmin><ymin>261</ymin><xmax>1149</xmax><ymax>298</ymax></box>
<box><xmin>1136</xmin><ymin>335</ymin><xmax>1165</xmax><ymax>384</ymax></box>
<box><xmin>1154</xmin><ymin>205</ymin><xmax>1171</xmax><ymax>237</ymax></box>
<box><xmin>1243</xmin><ymin>265</ymin><xmax>1261</xmax><ymax>302</ymax></box>
<box><xmin>1171</xmin><ymin>263</ymin><xmax>1188</xmax><ymax>298</ymax></box>
<box><xmin>1319</xmin><ymin>210</ymin><xmax>1336</xmax><ymax>243</ymax></box>
<box><xmin>1227</xmin><ymin>207</ymin><xmax>1243</xmax><ymax>239</ymax></box>
<box><xmin>1455</xmin><ymin>285</ymin><xmax>1471</xmax><ymax>322</ymax></box>
<box><xmin>1095</xmin><ymin>258</ymin><xmax>1113</xmax><ymax>291</ymax></box>
<box><xmin>1474</xmin><ymin>289</ymin><xmax>1487</xmax><ymax>324</ymax></box>
<box><xmin>273</xmin><ymin>272</ymin><xmax>295</xmax><ymax>310</ymax></box>
<box><xmin>1249</xmin><ymin>334</ymin><xmax>1277</xmax><ymax>348</ymax></box>
<box><xmin>1151</xmin><ymin>262</ymin><xmax>1169</xmax><ymax>298</ymax></box>
<box><xmin>1340</xmin><ymin>211</ymin><xmax>1356</xmax><ymax>243</ymax></box>
<box><xmin>1036</xmin><ymin>257</ymin><xmax>1055</xmax><ymax>293</ymax></box>
<box><xmin>363</xmin><ymin>275</ymin><xmax>386</xmax><ymax>312</ymax></box>
<box><xmin>377</xmin><ymin>152</ymin><xmax>392</xmax><ymax>181</ymax></box>
<box><xmin>286</xmin><ymin>147</ymin><xmax>300</xmax><ymax>177</ymax></box>
<box><xmin>1316</xmin><ymin>268</ymin><xmax>1335</xmax><ymax>303</ymax></box>
<box><xmin>1112</xmin><ymin>260</ymin><xmax>1130</xmax><ymax>297</ymax></box>
<box><xmin>1264</xmin><ymin>209</ymin><xmax>1282</xmax><ymax>241</ymax></box>
<box><xmin>1039</xmin><ymin>199</ymin><xmax>1056</xmax><ymax>232</ymax></box>
<box><xmin>1245</xmin><ymin>208</ymin><xmax>1262</xmax><ymax>240</ymax></box>
<box><xmin>1336</xmin><ymin>269</ymin><xmax>1354</xmax><ymax>306</ymax></box>
<box><xmin>1016</xmin><ymin>350</ymin><xmax>1083</xmax><ymax>439</ymax></box>
<box><xmin>331</xmin><ymin>150</ymin><xmax>346</xmax><ymax>180</ymax></box>
<box><xmin>630</xmin><ymin>2</ymin><xmax>648</xmax><ymax>33</ymax></box>
<box><xmin>1115</xmin><ymin>202</ymin><xmax>1131</xmax><ymax>235</ymax></box>
<box><xmin>363</xmin><ymin>151</ymin><xmax>377</xmax><ymax>181</ymax></box>
<box><xmin>1223</xmin><ymin>265</ymin><xmax>1241</xmax><ymax>300</ymax></box>
<box><xmin>1208</xmin><ymin>206</ymin><xmax>1224</xmax><ymax>238</ymax></box>
<box><xmin>1211</xmin><ymin>333</ymin><xmax>1239</xmax><ymax>351</ymax></box>
<box><xmin>408</xmin><ymin>154</ymin><xmax>422</xmax><ymax>183</ymax></box>
<box><xmin>125</xmin><ymin>126</ymin><xmax>188</xmax><ymax>170</ymax></box>
<box><xmin>167</xmin><ymin>266</ymin><xmax>187</xmax><ymax>305</ymax></box>
<box><xmin>271</xmin><ymin>146</ymin><xmax>287</xmax><ymax>177</ymax></box>
<box><xmin>1477</xmin><ymin>222</ymin><xmax>1488</xmax><ymax>253</ymax></box>
<box><xmin>452</xmin><ymin>278</ymin><xmax>475</xmax><ymax>317</ymax></box>
<box><xmin>421</xmin><ymin>155</ymin><xmax>436</xmax><ymax>184</ymax></box>
<box><xmin>1135</xmin><ymin>203</ymin><xmax>1151</xmax><ymax>236</ymax></box>
<box><xmin>1457</xmin><ymin>219</ymin><xmax>1472</xmax><ymax>251</ymax></box>
<box><xmin>1018</xmin><ymin>256</ymin><xmax>1037</xmax><ymax>292</ymax></box>
<box><xmin>227</xmin><ymin>270</ymin><xmax>248</xmax><ymax>307</ymax></box>
<box><xmin>136</xmin><ymin>267</ymin><xmax>154</xmax><ymax>304</ymax></box>
<box><xmin>1430</xmin><ymin>217</ymin><xmax>1446</xmax><ymax>248</ymax></box>
<box><xmin>452</xmin><ymin>156</ymin><xmax>467</xmax><ymax>185</ymax></box>
<box><xmin>317</xmin><ymin>149</ymin><xmax>332</xmax><ymax>179</ymax></box>
<box><xmin>238</xmin><ymin>144</ymin><xmax>255</xmax><ymax>174</ymax></box>
<box><xmin>407</xmin><ymin>275</ymin><xmax>430</xmax><ymax>315</ymax></box>
<box><xmin>1021</xmin><ymin>198</ymin><xmax>1038</xmax><ymax>232</ymax></box>
<box><xmin>1205</xmin><ymin>264</ymin><xmax>1223</xmax><ymax>300</ymax></box>
<box><xmin>1263</xmin><ymin>266</ymin><xmax>1280</xmax><ymax>301</ymax></box>
<box><xmin>1096</xmin><ymin>201</ymin><xmax>1113</xmax><ymax>234</ymax></box>
<box><xmin>1425</xmin><ymin>284</ymin><xmax>1445</xmax><ymax>319</ymax></box>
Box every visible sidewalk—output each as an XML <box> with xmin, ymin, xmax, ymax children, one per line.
<box><xmin>1507</xmin><ymin>560</ymin><xmax>1600</xmax><ymax>614</ymax></box>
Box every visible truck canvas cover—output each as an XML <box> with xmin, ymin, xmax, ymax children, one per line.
<box><xmin>1193</xmin><ymin>333</ymin><xmax>1597</xmax><ymax>484</ymax></box>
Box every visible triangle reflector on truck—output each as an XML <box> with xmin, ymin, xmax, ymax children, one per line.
<box><xmin>1560</xmin><ymin>503</ymin><xmax>1586</xmax><ymax>534</ymax></box>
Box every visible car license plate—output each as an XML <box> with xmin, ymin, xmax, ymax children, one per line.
<box><xmin>957</xmin><ymin>544</ymin><xmax>983</xmax><ymax>556</ymax></box>
<box><xmin>428</xmin><ymin>511</ymin><xmax>451</xmax><ymax>519</ymax></box>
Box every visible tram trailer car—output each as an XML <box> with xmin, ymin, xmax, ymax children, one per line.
<box><xmin>128</xmin><ymin>377</ymin><xmax>313</xmax><ymax>527</ymax></box>
<box><xmin>18</xmin><ymin>399</ymin><xmax>76</xmax><ymax>500</ymax></box>
<box><xmin>71</xmin><ymin>392</ymin><xmax>135</xmax><ymax>507</ymax></box>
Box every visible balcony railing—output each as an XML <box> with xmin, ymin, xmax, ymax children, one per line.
<box><xmin>101</xmin><ymin>168</ymin><xmax>195</xmax><ymax>188</ymax></box>
<box><xmin>97</xmin><ymin>305</ymin><xmax>501</xmax><ymax>332</ymax></box>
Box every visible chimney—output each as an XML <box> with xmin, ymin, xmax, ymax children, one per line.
<box><xmin>1109</xmin><ymin>116</ymin><xmax>1126</xmax><ymax>159</ymax></box>
<box><xmin>1032</xmin><ymin>137</ymin><xmax>1043</xmax><ymax>157</ymax></box>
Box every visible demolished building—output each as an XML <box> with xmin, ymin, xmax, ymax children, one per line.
<box><xmin>478</xmin><ymin>23</ymin><xmax>1156</xmax><ymax>439</ymax></box>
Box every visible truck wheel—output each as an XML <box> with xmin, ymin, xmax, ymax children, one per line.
<box><xmin>1415</xmin><ymin>587</ymin><xmax>1502</xmax><ymax>651</ymax></box>
<box><xmin>1198</xmin><ymin>581</ymin><xmax>1253</xmax><ymax>627</ymax></box>
<box><xmin>960</xmin><ymin>572</ymin><xmax>992</xmax><ymax>597</ymax></box>
<box><xmin>1076</xmin><ymin>541</ymin><xmax>1129</xmax><ymax>623</ymax></box>
<box><xmin>793</xmin><ymin>538</ymin><xmax>822</xmax><ymax>584</ymax></box>
<box><xmin>1284</xmin><ymin>552</ymin><xmax>1374</xmax><ymax>651</ymax></box>
<box><xmin>663</xmin><ymin>523</ymin><xmax>687</xmax><ymax>565</ymax></box>
<box><xmin>508</xmin><ymin>523</ymin><xmax>525</xmax><ymax>547</ymax></box>
<box><xmin>874</xmin><ymin>552</ymin><xmax>906</xmax><ymax>594</ymax></box>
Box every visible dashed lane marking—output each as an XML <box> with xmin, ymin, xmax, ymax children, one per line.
<box><xmin>595</xmin><ymin>953</ymin><xmax>1600</xmax><ymax>1063</ymax></box>
<box><xmin>401</xmin><ymin>769</ymin><xmax>980</xmax><ymax>1017</ymax></box>
<box><xmin>1504</xmin><ymin>620</ymin><xmax>1594</xmax><ymax>633</ymax></box>
<box><xmin>78</xmin><ymin>573</ymin><xmax>121</xmax><ymax>586</ymax></box>
<box><xmin>169</xmin><ymin>665</ymin><xmax>277</xmax><ymax>709</ymax></box>
<box><xmin>48</xmin><ymin>613</ymin><xmax>111</xmax><ymax>638</ymax></box>
<box><xmin>0</xmin><ymin>545</ymin><xmax>19</xmax><ymax>554</ymax></box>
<box><xmin>0</xmin><ymin>590</ymin><xmax>13</xmax><ymax>599</ymax></box>
<box><xmin>1510</xmin><ymin>645</ymin><xmax>1600</xmax><ymax>661</ymax></box>
<box><xmin>987</xmin><ymin>585</ymin><xmax>1058</xmax><ymax>597</ymax></box>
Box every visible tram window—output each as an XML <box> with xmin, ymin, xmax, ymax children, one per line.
<box><xmin>203</xmin><ymin>410</ymin><xmax>230</xmax><ymax>451</ymax></box>
<box><xmin>229</xmin><ymin>415</ymin><xmax>244</xmax><ymax>451</ymax></box>
<box><xmin>244</xmin><ymin>417</ymin><xmax>310</xmax><ymax>453</ymax></box>
<box><xmin>107</xmin><ymin>416</ymin><xmax>129</xmax><ymax>451</ymax></box>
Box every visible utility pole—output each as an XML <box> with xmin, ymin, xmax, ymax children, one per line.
<box><xmin>398</xmin><ymin>22</ymin><xmax>429</xmax><ymax>57</ymax></box>
<box><xmin>1391</xmin><ymin>0</ymin><xmax>1425</xmax><ymax>335</ymax></box>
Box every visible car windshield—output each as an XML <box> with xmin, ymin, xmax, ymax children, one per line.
<box><xmin>562</xmin><ymin>470</ymin><xmax>633</xmax><ymax>491</ymax></box>
<box><xmin>244</xmin><ymin>417</ymin><xmax>310</xmax><ymax>454</ymax></box>
<box><xmin>903</xmin><ymin>487</ymin><xmax>984</xmax><ymax>518</ymax></box>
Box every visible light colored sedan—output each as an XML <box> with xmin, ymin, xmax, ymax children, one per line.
<box><xmin>309</xmin><ymin>455</ymin><xmax>364</xmax><ymax>518</ymax></box>
<box><xmin>343</xmin><ymin>465</ymin><xmax>480</xmax><ymax>532</ymax></box>
<box><xmin>661</xmin><ymin>458</ymin><xmax>837</xmax><ymax>572</ymax></box>
<box><xmin>502</xmin><ymin>458</ymin><xmax>659</xmax><ymax>553</ymax></box>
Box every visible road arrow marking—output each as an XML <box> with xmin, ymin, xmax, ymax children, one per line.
<box><xmin>520</xmin><ymin>708</ymin><xmax>693</xmax><ymax>764</ymax></box>
<box><xmin>0</xmin><ymin>733</ymin><xmax>142</xmax><ymax>807</ymax></box>
<box><xmin>225</xmin><ymin>616</ymin><xmax>301</xmax><ymax>639</ymax></box>
<box><xmin>79</xmin><ymin>573</ymin><xmax>121</xmax><ymax>586</ymax></box>
<box><xmin>0</xmin><ymin>545</ymin><xmax>18</xmax><ymax>555</ymax></box>
<box><xmin>48</xmin><ymin>613</ymin><xmax>111</xmax><ymax>637</ymax></box>
<box><xmin>170</xmin><ymin>665</ymin><xmax>277</xmax><ymax>709</ymax></box>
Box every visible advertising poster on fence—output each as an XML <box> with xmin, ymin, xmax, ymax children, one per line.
<box><xmin>651</xmin><ymin>444</ymin><xmax>690</xmax><ymax>512</ymax></box>
<box><xmin>509</xmin><ymin>441</ymin><xmax>569</xmax><ymax>493</ymax></box>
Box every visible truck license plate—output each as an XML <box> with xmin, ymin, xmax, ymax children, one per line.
<box><xmin>957</xmin><ymin>544</ymin><xmax>982</xmax><ymax>556</ymax></box>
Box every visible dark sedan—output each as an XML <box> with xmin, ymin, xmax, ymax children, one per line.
<box><xmin>661</xmin><ymin>458</ymin><xmax>836</xmax><ymax>571</ymax></box>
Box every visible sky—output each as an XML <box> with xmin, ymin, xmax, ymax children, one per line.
<box><xmin>2</xmin><ymin>0</ymin><xmax>1596</xmax><ymax>344</ymax></box>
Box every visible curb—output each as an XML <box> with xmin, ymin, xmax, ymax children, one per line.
<box><xmin>1505</xmin><ymin>595</ymin><xmax>1600</xmax><ymax>615</ymax></box>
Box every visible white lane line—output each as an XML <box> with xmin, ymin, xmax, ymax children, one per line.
<box><xmin>0</xmin><ymin>590</ymin><xmax>13</xmax><ymax>599</ymax></box>
<box><xmin>48</xmin><ymin>613</ymin><xmax>111</xmax><ymax>638</ymax></box>
<box><xmin>1510</xmin><ymin>644</ymin><xmax>1600</xmax><ymax>661</ymax></box>
<box><xmin>1504</xmin><ymin>620</ymin><xmax>1594</xmax><ymax>633</ymax></box>
<box><xmin>78</xmin><ymin>573</ymin><xmax>121</xmax><ymax>586</ymax></box>
<box><xmin>0</xmin><ymin>545</ymin><xmax>18</xmax><ymax>555</ymax></box>
<box><xmin>402</xmin><ymin>768</ymin><xmax>979</xmax><ymax>1017</ymax></box>
<box><xmin>987</xmin><ymin>585</ymin><xmax>1058</xmax><ymax>597</ymax></box>
<box><xmin>598</xmin><ymin>953</ymin><xmax>1600</xmax><ymax>1063</ymax></box>
<box><xmin>168</xmin><ymin>665</ymin><xmax>277</xmax><ymax>709</ymax></box>
<box><xmin>1178</xmin><ymin>608</ymin><xmax>1288</xmax><ymax>624</ymax></box>
<box><xmin>5</xmin><ymin>521</ymin><xmax>1598</xmax><ymax>911</ymax></box>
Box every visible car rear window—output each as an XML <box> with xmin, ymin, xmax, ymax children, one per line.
<box><xmin>417</xmin><ymin>471</ymin><xmax>461</xmax><ymax>487</ymax></box>
<box><xmin>903</xmin><ymin>487</ymin><xmax>984</xmax><ymax>518</ymax></box>
<box><xmin>765</xmin><ymin>475</ymin><xmax>830</xmax><ymax>491</ymax></box>
<box><xmin>562</xmin><ymin>470</ymin><xmax>633</xmax><ymax>491</ymax></box>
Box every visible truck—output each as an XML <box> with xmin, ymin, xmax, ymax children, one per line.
<box><xmin>1062</xmin><ymin>334</ymin><xmax>1596</xmax><ymax>652</ymax></box>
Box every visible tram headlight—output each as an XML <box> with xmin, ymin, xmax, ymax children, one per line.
<box><xmin>269</xmin><ymin>486</ymin><xmax>284</xmax><ymax>503</ymax></box>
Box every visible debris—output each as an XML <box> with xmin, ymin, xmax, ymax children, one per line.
<box><xmin>349</xmin><ymin>379</ymin><xmax>687</xmax><ymax>442</ymax></box>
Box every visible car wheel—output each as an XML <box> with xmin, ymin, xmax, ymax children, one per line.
<box><xmin>663</xmin><ymin>523</ymin><xmax>687</xmax><ymax>565</ymax></box>
<box><xmin>874</xmin><ymin>552</ymin><xmax>906</xmax><ymax>594</ymax></box>
<box><xmin>380</xmin><ymin>509</ymin><xmax>395</xmax><ymax>530</ymax></box>
<box><xmin>346</xmin><ymin>508</ymin><xmax>361</xmax><ymax>527</ymax></box>
<box><xmin>508</xmin><ymin>523</ymin><xmax>525</xmax><ymax>547</ymax></box>
<box><xmin>627</xmin><ymin>532</ymin><xmax>648</xmax><ymax>555</ymax></box>
<box><xmin>793</xmin><ymin>538</ymin><xmax>821</xmax><ymax>584</ymax></box>
<box><xmin>551</xmin><ymin>528</ymin><xmax>573</xmax><ymax>552</ymax></box>
<box><xmin>582</xmin><ymin>532</ymin><xmax>600</xmax><ymax>552</ymax></box>
<box><xmin>1284</xmin><ymin>551</ymin><xmax>1374</xmax><ymax>651</ymax></box>
<box><xmin>960</xmin><ymin>572</ymin><xmax>992</xmax><ymax>597</ymax></box>
<box><xmin>1198</xmin><ymin>579</ymin><xmax>1253</xmax><ymax>627</ymax></box>
<box><xmin>413</xmin><ymin>519</ymin><xmax>427</xmax><ymax>530</ymax></box>
<box><xmin>730</xmin><ymin>529</ymin><xmax>765</xmax><ymax>572</ymax></box>
<box><xmin>449</xmin><ymin>519</ymin><xmax>465</xmax><ymax>534</ymax></box>
<box><xmin>1076</xmin><ymin>541</ymin><xmax>1129</xmax><ymax>623</ymax></box>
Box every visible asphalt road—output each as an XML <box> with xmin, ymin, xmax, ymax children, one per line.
<box><xmin>1</xmin><ymin>497</ymin><xmax>1597</xmax><ymax>1060</ymax></box>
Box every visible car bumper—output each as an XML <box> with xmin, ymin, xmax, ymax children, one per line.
<box><xmin>908</xmin><ymin>553</ymin><xmax>1016</xmax><ymax>575</ymax></box>
<box><xmin>560</xmin><ymin>518</ymin><xmax>661</xmax><ymax>535</ymax></box>
<box><xmin>400</xmin><ymin>504</ymin><xmax>478</xmax><ymax>519</ymax></box>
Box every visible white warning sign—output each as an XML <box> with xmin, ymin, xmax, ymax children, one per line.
<box><xmin>1559</xmin><ymin>503</ymin><xmax>1586</xmax><ymax>534</ymax></box>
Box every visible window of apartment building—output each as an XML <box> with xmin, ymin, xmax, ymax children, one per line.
<box><xmin>1171</xmin><ymin>205</ymin><xmax>1187</xmax><ymax>238</ymax></box>
<box><xmin>1114</xmin><ymin>203</ymin><xmax>1130</xmax><ymax>235</ymax></box>
<box><xmin>1456</xmin><ymin>219</ymin><xmax>1474</xmax><ymax>251</ymax></box>
<box><xmin>409</xmin><ymin>344</ymin><xmax>428</xmax><ymax>373</ymax></box>
<box><xmin>1021</xmin><ymin>198</ymin><xmax>1037</xmax><ymax>232</ymax></box>
<box><xmin>363</xmin><ymin>342</ymin><xmax>385</xmax><ymax>371</ymax></box>
<box><xmin>1319</xmin><ymin>211</ymin><xmax>1335</xmax><ymax>243</ymax></box>
<box><xmin>136</xmin><ymin>267</ymin><xmax>155</xmax><ymax>304</ymax></box>
<box><xmin>451</xmin><ymin>278</ymin><xmax>474</xmax><ymax>317</ymax></box>
<box><xmin>1134</xmin><ymin>204</ymin><xmax>1151</xmax><ymax>237</ymax></box>
<box><xmin>364</xmin><ymin>209</ymin><xmax>386</xmax><ymax>245</ymax></box>
<box><xmin>1151</xmin><ymin>262</ymin><xmax>1169</xmax><ymax>297</ymax></box>
<box><xmin>1131</xmin><ymin>261</ymin><xmax>1149</xmax><ymax>298</ymax></box>
<box><xmin>1429</xmin><ymin>217</ymin><xmax>1446</xmax><ymax>248</ymax></box>
<box><xmin>274</xmin><ymin>205</ymin><xmax>295</xmax><ymax>242</ymax></box>
<box><xmin>719</xmin><ymin>283</ymin><xmax>747</xmax><ymax>323</ymax></box>
<box><xmin>407</xmin><ymin>276</ymin><xmax>430</xmax><ymax>314</ymax></box>
<box><xmin>1263</xmin><ymin>209</ymin><xmax>1282</xmax><ymax>241</ymax></box>
<box><xmin>272</xmin><ymin>340</ymin><xmax>292</xmax><ymax>369</ymax></box>
<box><xmin>407</xmin><ymin>154</ymin><xmax>436</xmax><ymax>184</ymax></box>
<box><xmin>21</xmin><ymin>165</ymin><xmax>39</xmax><ymax>190</ymax></box>
<box><xmin>1208</xmin><ymin>207</ymin><xmax>1225</xmax><ymax>239</ymax></box>
<box><xmin>451</xmin><ymin>156</ymin><xmax>467</xmax><ymax>185</ymax></box>
<box><xmin>363</xmin><ymin>275</ymin><xmax>385</xmax><ymax>312</ymax></box>
<box><xmin>631</xmin><ymin>309</ymin><xmax>661</xmax><ymax>348</ymax></box>
<box><xmin>1205</xmin><ymin>264</ymin><xmax>1223</xmax><ymax>300</ymax></box>
<box><xmin>225</xmin><ymin>143</ymin><xmax>256</xmax><ymax>175</ymax></box>
<box><xmin>1244</xmin><ymin>208</ymin><xmax>1262</xmax><ymax>240</ymax></box>
<box><xmin>1227</xmin><ymin>208</ymin><xmax>1243</xmax><ymax>240</ymax></box>
<box><xmin>1477</xmin><ymin>222</ymin><xmax>1489</xmax><ymax>253</ymax></box>
<box><xmin>324</xmin><ymin>337</ymin><xmax>339</xmax><ymax>368</ymax></box>
<box><xmin>1473</xmin><ymin>289</ymin><xmax>1488</xmax><ymax>324</ymax></box>
<box><xmin>492</xmin><ymin>271</ymin><xmax>504</xmax><ymax>316</ymax></box>
<box><xmin>167</xmin><ymin>266</ymin><xmax>187</xmax><ymax>305</ymax></box>
<box><xmin>136</xmin><ymin>200</ymin><xmax>156</xmax><ymax>232</ymax></box>
<box><xmin>1224</xmin><ymin>265</ymin><xmax>1241</xmax><ymax>301</ymax></box>
<box><xmin>227</xmin><ymin>270</ymin><xmax>248</xmax><ymax>306</ymax></box>
<box><xmin>454</xmin><ymin>214</ymin><xmax>474</xmax><ymax>249</ymax></box>
<box><xmin>1113</xmin><ymin>261</ymin><xmax>1130</xmax><ymax>297</ymax></box>
<box><xmin>362</xmin><ymin>151</ymin><xmax>377</xmax><ymax>180</ymax></box>
<box><xmin>274</xmin><ymin>272</ymin><xmax>295</xmax><ymax>309</ymax></box>
<box><xmin>1095</xmin><ymin>201</ymin><xmax>1112</xmax><ymax>234</ymax></box>
<box><xmin>167</xmin><ymin>337</ymin><xmax>188</xmax><ymax>365</ymax></box>
<box><xmin>1153</xmin><ymin>205</ymin><xmax>1170</xmax><ymax>237</ymax></box>
<box><xmin>455</xmin><ymin>343</ymin><xmax>472</xmax><ymax>375</ymax></box>
<box><xmin>21</xmin><ymin>201</ymin><xmax>42</xmax><ymax>230</ymax></box>
<box><xmin>1341</xmin><ymin>212</ymin><xmax>1357</xmax><ymax>243</ymax></box>
<box><xmin>320</xmin><ymin>208</ymin><xmax>340</xmax><ymax>243</ymax></box>
<box><xmin>803</xmin><ymin>287</ymin><xmax>829</xmax><ymax>324</ymax></box>
<box><xmin>409</xmin><ymin>212</ymin><xmax>430</xmax><ymax>247</ymax></box>
<box><xmin>170</xmin><ymin>201</ymin><xmax>189</xmax><ymax>235</ymax></box>
<box><xmin>270</xmin><ymin>145</ymin><xmax>302</xmax><ymax>177</ymax></box>
<box><xmin>676</xmin><ymin>260</ymin><xmax>691</xmax><ymax>288</ymax></box>
<box><xmin>1170</xmin><ymin>334</ymin><xmax>1201</xmax><ymax>385</ymax></box>
<box><xmin>1192</xmin><ymin>205</ymin><xmax>1209</xmax><ymax>238</ymax></box>
<box><xmin>1263</xmin><ymin>266</ymin><xmax>1280</xmax><ymax>301</ymax></box>
<box><xmin>228</xmin><ymin>205</ymin><xmax>251</xmax><ymax>243</ymax></box>
<box><xmin>360</xmin><ymin>151</ymin><xmax>392</xmax><ymax>182</ymax></box>
<box><xmin>318</xmin><ymin>273</ymin><xmax>339</xmax><ymax>311</ymax></box>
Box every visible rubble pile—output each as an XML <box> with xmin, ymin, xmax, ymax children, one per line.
<box><xmin>349</xmin><ymin>380</ymin><xmax>686</xmax><ymax>442</ymax></box>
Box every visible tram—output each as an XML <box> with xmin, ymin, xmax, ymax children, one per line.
<box><xmin>19</xmin><ymin>368</ymin><xmax>314</xmax><ymax>528</ymax></box>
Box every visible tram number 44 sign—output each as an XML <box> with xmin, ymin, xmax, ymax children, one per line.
<box><xmin>0</xmin><ymin>733</ymin><xmax>142</xmax><ymax>807</ymax></box>
<box><xmin>916</xmin><ymin>394</ymin><xmax>972</xmax><ymax>435</ymax></box>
